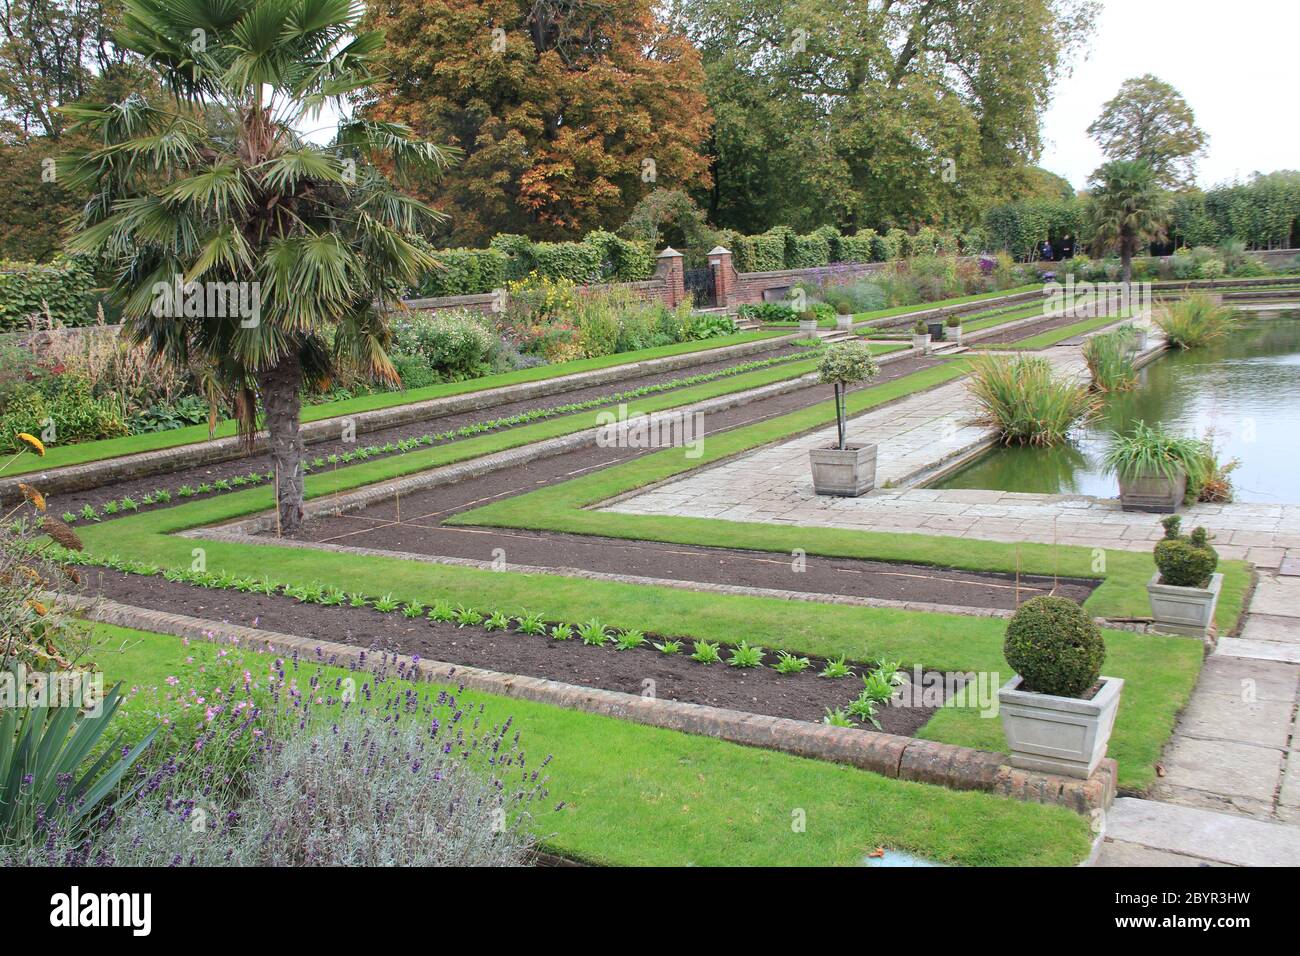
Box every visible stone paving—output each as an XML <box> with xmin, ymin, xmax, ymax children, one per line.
<box><xmin>1097</xmin><ymin>574</ymin><xmax>1300</xmax><ymax>866</ymax></box>
<box><xmin>605</xmin><ymin>342</ymin><xmax>1300</xmax><ymax>570</ymax></box>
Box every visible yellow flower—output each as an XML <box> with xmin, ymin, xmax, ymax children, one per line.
<box><xmin>19</xmin><ymin>483</ymin><xmax>46</xmax><ymax>512</ymax></box>
<box><xmin>17</xmin><ymin>433</ymin><xmax>46</xmax><ymax>456</ymax></box>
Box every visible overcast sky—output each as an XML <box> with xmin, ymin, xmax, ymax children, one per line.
<box><xmin>1041</xmin><ymin>0</ymin><xmax>1299</xmax><ymax>190</ymax></box>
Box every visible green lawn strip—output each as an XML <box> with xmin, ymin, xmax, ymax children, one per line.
<box><xmin>917</xmin><ymin>631</ymin><xmax>1204</xmax><ymax>793</ymax></box>
<box><xmin>59</xmin><ymin>353</ymin><xmax>831</xmax><ymax>523</ymax></box>
<box><xmin>961</xmin><ymin>303</ymin><xmax>1049</xmax><ymax>333</ymax></box>
<box><xmin>854</xmin><ymin>284</ymin><xmax>1041</xmax><ymax>324</ymax></box>
<box><xmin>6</xmin><ymin>332</ymin><xmax>785</xmax><ymax>475</ymax></box>
<box><xmin>95</xmin><ymin>623</ymin><xmax>1093</xmax><ymax>866</ymax></box>
<box><xmin>969</xmin><ymin>314</ymin><xmax>1131</xmax><ymax>351</ymax></box>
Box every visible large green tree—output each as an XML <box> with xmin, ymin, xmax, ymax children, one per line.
<box><xmin>63</xmin><ymin>0</ymin><xmax>450</xmax><ymax>530</ymax></box>
<box><xmin>1087</xmin><ymin>159</ymin><xmax>1169</xmax><ymax>283</ymax></box>
<box><xmin>1087</xmin><ymin>74</ymin><xmax>1207</xmax><ymax>189</ymax></box>
<box><xmin>362</xmin><ymin>0</ymin><xmax>713</xmax><ymax>245</ymax></box>
<box><xmin>673</xmin><ymin>0</ymin><xmax>1098</xmax><ymax>233</ymax></box>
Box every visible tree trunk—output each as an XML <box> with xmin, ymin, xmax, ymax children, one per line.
<box><xmin>257</xmin><ymin>353</ymin><xmax>306</xmax><ymax>532</ymax></box>
<box><xmin>1121</xmin><ymin>232</ymin><xmax>1134</xmax><ymax>285</ymax></box>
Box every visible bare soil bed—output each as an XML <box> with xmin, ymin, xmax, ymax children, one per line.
<box><xmin>86</xmin><ymin>568</ymin><xmax>942</xmax><ymax>734</ymax></box>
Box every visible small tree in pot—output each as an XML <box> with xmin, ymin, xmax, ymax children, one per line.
<box><xmin>946</xmin><ymin>313</ymin><xmax>963</xmax><ymax>346</ymax></box>
<box><xmin>835</xmin><ymin>302</ymin><xmax>854</xmax><ymax>330</ymax></box>
<box><xmin>798</xmin><ymin>310</ymin><xmax>820</xmax><ymax>334</ymax></box>
<box><xmin>808</xmin><ymin>341</ymin><xmax>880</xmax><ymax>496</ymax></box>
<box><xmin>997</xmin><ymin>596</ymin><xmax>1124</xmax><ymax>779</ymax></box>
<box><xmin>912</xmin><ymin>318</ymin><xmax>931</xmax><ymax>353</ymax></box>
<box><xmin>1147</xmin><ymin>515</ymin><xmax>1223</xmax><ymax>637</ymax></box>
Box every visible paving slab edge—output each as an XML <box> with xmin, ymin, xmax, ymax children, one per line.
<box><xmin>55</xmin><ymin>592</ymin><xmax>1115</xmax><ymax>817</ymax></box>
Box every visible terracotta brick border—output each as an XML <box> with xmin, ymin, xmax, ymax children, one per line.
<box><xmin>60</xmin><ymin>593</ymin><xmax>1116</xmax><ymax>815</ymax></box>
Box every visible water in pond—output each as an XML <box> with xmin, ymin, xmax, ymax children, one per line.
<box><xmin>938</xmin><ymin>312</ymin><xmax>1300</xmax><ymax>503</ymax></box>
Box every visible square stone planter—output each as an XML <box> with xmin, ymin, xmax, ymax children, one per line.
<box><xmin>799</xmin><ymin>319</ymin><xmax>819</xmax><ymax>334</ymax></box>
<box><xmin>948</xmin><ymin>325</ymin><xmax>963</xmax><ymax>346</ymax></box>
<box><xmin>912</xmin><ymin>333</ymin><xmax>931</xmax><ymax>354</ymax></box>
<box><xmin>998</xmin><ymin>675</ymin><xmax>1124</xmax><ymax>779</ymax></box>
<box><xmin>836</xmin><ymin>314</ymin><xmax>853</xmax><ymax>331</ymax></box>
<box><xmin>1118</xmin><ymin>470</ymin><xmax>1186</xmax><ymax>513</ymax></box>
<box><xmin>809</xmin><ymin>443</ymin><xmax>877</xmax><ymax>497</ymax></box>
<box><xmin>1148</xmin><ymin>571</ymin><xmax>1223</xmax><ymax>637</ymax></box>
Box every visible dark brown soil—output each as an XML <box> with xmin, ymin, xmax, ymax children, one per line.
<box><xmin>974</xmin><ymin>312</ymin><xmax>1102</xmax><ymax>346</ymax></box>
<box><xmin>46</xmin><ymin>341</ymin><xmax>810</xmax><ymax>515</ymax></box>
<box><xmin>86</xmin><ymin>568</ymin><xmax>940</xmax><ymax>734</ymax></box>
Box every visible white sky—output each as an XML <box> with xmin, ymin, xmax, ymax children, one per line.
<box><xmin>1041</xmin><ymin>0</ymin><xmax>1300</xmax><ymax>190</ymax></box>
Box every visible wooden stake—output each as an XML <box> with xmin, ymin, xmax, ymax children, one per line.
<box><xmin>395</xmin><ymin>483</ymin><xmax>401</xmax><ymax>524</ymax></box>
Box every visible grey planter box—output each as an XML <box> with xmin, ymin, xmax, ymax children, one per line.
<box><xmin>809</xmin><ymin>443</ymin><xmax>877</xmax><ymax>497</ymax></box>
<box><xmin>799</xmin><ymin>319</ymin><xmax>819</xmax><ymax>334</ymax></box>
<box><xmin>949</xmin><ymin>325</ymin><xmax>963</xmax><ymax>346</ymax></box>
<box><xmin>998</xmin><ymin>675</ymin><xmax>1124</xmax><ymax>779</ymax></box>
<box><xmin>836</xmin><ymin>314</ymin><xmax>853</xmax><ymax>330</ymax></box>
<box><xmin>1118</xmin><ymin>470</ymin><xmax>1186</xmax><ymax>513</ymax></box>
<box><xmin>912</xmin><ymin>333</ymin><xmax>931</xmax><ymax>354</ymax></box>
<box><xmin>1148</xmin><ymin>571</ymin><xmax>1223</xmax><ymax>637</ymax></box>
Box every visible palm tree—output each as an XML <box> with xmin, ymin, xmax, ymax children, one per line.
<box><xmin>1087</xmin><ymin>159</ymin><xmax>1169</xmax><ymax>284</ymax></box>
<box><xmin>61</xmin><ymin>0</ymin><xmax>451</xmax><ymax>530</ymax></box>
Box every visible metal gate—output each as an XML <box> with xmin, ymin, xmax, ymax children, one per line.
<box><xmin>683</xmin><ymin>266</ymin><xmax>716</xmax><ymax>307</ymax></box>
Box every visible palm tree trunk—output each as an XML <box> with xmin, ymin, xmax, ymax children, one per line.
<box><xmin>257</xmin><ymin>353</ymin><xmax>306</xmax><ymax>532</ymax></box>
<box><xmin>1121</xmin><ymin>232</ymin><xmax>1135</xmax><ymax>285</ymax></box>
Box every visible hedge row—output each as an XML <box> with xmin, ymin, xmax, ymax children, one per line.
<box><xmin>0</xmin><ymin>256</ymin><xmax>97</xmax><ymax>331</ymax></box>
<box><xmin>414</xmin><ymin>230</ymin><xmax>656</xmax><ymax>298</ymax></box>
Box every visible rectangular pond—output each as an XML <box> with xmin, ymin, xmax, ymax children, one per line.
<box><xmin>936</xmin><ymin>311</ymin><xmax>1300</xmax><ymax>504</ymax></box>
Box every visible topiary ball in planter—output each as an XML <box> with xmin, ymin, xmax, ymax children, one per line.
<box><xmin>1003</xmin><ymin>596</ymin><xmax>1105</xmax><ymax>698</ymax></box>
<box><xmin>1153</xmin><ymin>515</ymin><xmax>1218</xmax><ymax>588</ymax></box>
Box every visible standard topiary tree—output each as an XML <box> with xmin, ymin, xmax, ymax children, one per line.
<box><xmin>816</xmin><ymin>341</ymin><xmax>879</xmax><ymax>451</ymax></box>
<box><xmin>1153</xmin><ymin>515</ymin><xmax>1219</xmax><ymax>587</ymax></box>
<box><xmin>1003</xmin><ymin>596</ymin><xmax>1106</xmax><ymax>698</ymax></box>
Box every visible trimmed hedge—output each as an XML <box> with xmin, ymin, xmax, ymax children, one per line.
<box><xmin>414</xmin><ymin>247</ymin><xmax>508</xmax><ymax>298</ymax></box>
<box><xmin>1003</xmin><ymin>596</ymin><xmax>1105</xmax><ymax>698</ymax></box>
<box><xmin>0</xmin><ymin>256</ymin><xmax>96</xmax><ymax>330</ymax></box>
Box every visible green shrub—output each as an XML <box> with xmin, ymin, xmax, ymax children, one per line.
<box><xmin>0</xmin><ymin>256</ymin><xmax>96</xmax><ymax>331</ymax></box>
<box><xmin>837</xmin><ymin>231</ymin><xmax>876</xmax><ymax>263</ymax></box>
<box><xmin>490</xmin><ymin>234</ymin><xmax>537</xmax><ymax>280</ymax></box>
<box><xmin>532</xmin><ymin>240</ymin><xmax>604</xmax><ymax>283</ymax></box>
<box><xmin>1003</xmin><ymin>596</ymin><xmax>1106</xmax><ymax>698</ymax></box>
<box><xmin>413</xmin><ymin>247</ymin><xmax>507</xmax><ymax>298</ymax></box>
<box><xmin>389</xmin><ymin>310</ymin><xmax>499</xmax><ymax>382</ymax></box>
<box><xmin>732</xmin><ymin>232</ymin><xmax>786</xmax><ymax>272</ymax></box>
<box><xmin>787</xmin><ymin>232</ymin><xmax>832</xmax><ymax>268</ymax></box>
<box><xmin>809</xmin><ymin>225</ymin><xmax>842</xmax><ymax>262</ymax></box>
<box><xmin>737</xmin><ymin>302</ymin><xmax>798</xmax><ymax>323</ymax></box>
<box><xmin>583</xmin><ymin>231</ymin><xmax>655</xmax><ymax>281</ymax></box>
<box><xmin>1153</xmin><ymin>515</ymin><xmax>1219</xmax><ymax>588</ymax></box>
<box><xmin>0</xmin><ymin>374</ymin><xmax>127</xmax><ymax>450</ymax></box>
<box><xmin>1082</xmin><ymin>329</ymin><xmax>1138</xmax><ymax>392</ymax></box>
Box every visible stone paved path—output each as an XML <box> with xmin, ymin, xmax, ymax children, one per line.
<box><xmin>1096</xmin><ymin>573</ymin><xmax>1300</xmax><ymax>866</ymax></box>
<box><xmin>606</xmin><ymin>337</ymin><xmax>1300</xmax><ymax>570</ymax></box>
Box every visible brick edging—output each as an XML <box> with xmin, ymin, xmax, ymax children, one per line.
<box><xmin>60</xmin><ymin>593</ymin><xmax>1115</xmax><ymax>815</ymax></box>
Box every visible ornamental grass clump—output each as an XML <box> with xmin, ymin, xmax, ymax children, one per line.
<box><xmin>1153</xmin><ymin>516</ymin><xmax>1219</xmax><ymax>588</ymax></box>
<box><xmin>1003</xmin><ymin>596</ymin><xmax>1106</xmax><ymax>698</ymax></box>
<box><xmin>1154</xmin><ymin>293</ymin><xmax>1237</xmax><ymax>350</ymax></box>
<box><xmin>967</xmin><ymin>355</ymin><xmax>1099</xmax><ymax>446</ymax></box>
<box><xmin>816</xmin><ymin>341</ymin><xmax>880</xmax><ymax>450</ymax></box>
<box><xmin>1082</xmin><ymin>329</ymin><xmax>1138</xmax><ymax>392</ymax></box>
<box><xmin>1103</xmin><ymin>421</ymin><xmax>1208</xmax><ymax>485</ymax></box>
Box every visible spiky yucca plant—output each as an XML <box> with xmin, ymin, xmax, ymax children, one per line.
<box><xmin>62</xmin><ymin>0</ymin><xmax>452</xmax><ymax>529</ymax></box>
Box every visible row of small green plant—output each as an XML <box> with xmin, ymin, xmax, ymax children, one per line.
<box><xmin>36</xmin><ymin>540</ymin><xmax>907</xmax><ymax>727</ymax></box>
<box><xmin>58</xmin><ymin>348</ymin><xmax>818</xmax><ymax>525</ymax></box>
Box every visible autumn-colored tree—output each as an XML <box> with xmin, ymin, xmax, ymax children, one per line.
<box><xmin>361</xmin><ymin>0</ymin><xmax>713</xmax><ymax>245</ymax></box>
